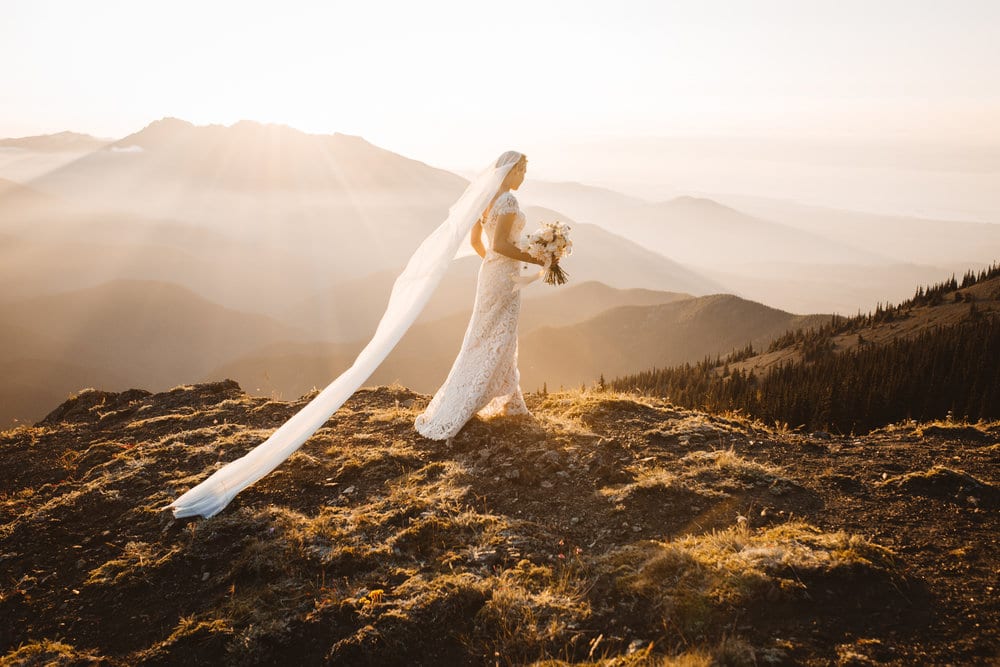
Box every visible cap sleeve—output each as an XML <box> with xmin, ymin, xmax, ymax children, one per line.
<box><xmin>491</xmin><ymin>191</ymin><xmax>518</xmax><ymax>216</ymax></box>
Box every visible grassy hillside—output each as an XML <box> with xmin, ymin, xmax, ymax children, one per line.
<box><xmin>0</xmin><ymin>380</ymin><xmax>996</xmax><ymax>664</ymax></box>
<box><xmin>519</xmin><ymin>294</ymin><xmax>832</xmax><ymax>390</ymax></box>
<box><xmin>611</xmin><ymin>267</ymin><xmax>1000</xmax><ymax>433</ymax></box>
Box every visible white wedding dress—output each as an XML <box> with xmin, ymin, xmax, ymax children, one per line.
<box><xmin>169</xmin><ymin>151</ymin><xmax>536</xmax><ymax>518</ymax></box>
<box><xmin>414</xmin><ymin>190</ymin><xmax>533</xmax><ymax>440</ymax></box>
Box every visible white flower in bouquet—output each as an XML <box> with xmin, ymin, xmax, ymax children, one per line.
<box><xmin>523</xmin><ymin>220</ymin><xmax>573</xmax><ymax>285</ymax></box>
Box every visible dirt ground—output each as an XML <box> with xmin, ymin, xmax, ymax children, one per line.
<box><xmin>0</xmin><ymin>380</ymin><xmax>996</xmax><ymax>665</ymax></box>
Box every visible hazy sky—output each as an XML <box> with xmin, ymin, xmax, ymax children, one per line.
<box><xmin>2</xmin><ymin>0</ymin><xmax>998</xmax><ymax>217</ymax></box>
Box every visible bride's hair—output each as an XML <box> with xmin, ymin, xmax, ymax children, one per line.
<box><xmin>496</xmin><ymin>150</ymin><xmax>526</xmax><ymax>168</ymax></box>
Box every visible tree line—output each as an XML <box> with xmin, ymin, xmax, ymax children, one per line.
<box><xmin>767</xmin><ymin>261</ymin><xmax>1000</xmax><ymax>354</ymax></box>
<box><xmin>608</xmin><ymin>266</ymin><xmax>1000</xmax><ymax>434</ymax></box>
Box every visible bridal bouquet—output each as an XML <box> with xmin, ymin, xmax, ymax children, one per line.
<box><xmin>522</xmin><ymin>221</ymin><xmax>573</xmax><ymax>285</ymax></box>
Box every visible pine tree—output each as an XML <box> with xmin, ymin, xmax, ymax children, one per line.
<box><xmin>609</xmin><ymin>311</ymin><xmax>999</xmax><ymax>433</ymax></box>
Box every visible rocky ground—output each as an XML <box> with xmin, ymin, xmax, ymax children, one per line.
<box><xmin>0</xmin><ymin>380</ymin><xmax>996</xmax><ymax>665</ymax></box>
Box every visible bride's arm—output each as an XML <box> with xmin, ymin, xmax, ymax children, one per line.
<box><xmin>492</xmin><ymin>213</ymin><xmax>543</xmax><ymax>265</ymax></box>
<box><xmin>470</xmin><ymin>219</ymin><xmax>486</xmax><ymax>259</ymax></box>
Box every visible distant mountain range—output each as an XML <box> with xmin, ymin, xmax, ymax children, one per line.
<box><xmin>518</xmin><ymin>293</ymin><xmax>832</xmax><ymax>390</ymax></box>
<box><xmin>0</xmin><ymin>277</ymin><xmax>696</xmax><ymax>425</ymax></box>
<box><xmin>37</xmin><ymin>117</ymin><xmax>465</xmax><ymax>194</ymax></box>
<box><xmin>519</xmin><ymin>178</ymin><xmax>998</xmax><ymax>313</ymax></box>
<box><xmin>711</xmin><ymin>192</ymin><xmax>1000</xmax><ymax>268</ymax></box>
<box><xmin>0</xmin><ymin>279</ymin><xmax>313</xmax><ymax>425</ymax></box>
<box><xmin>278</xmin><ymin>211</ymin><xmax>723</xmax><ymax>343</ymax></box>
<box><xmin>3</xmin><ymin>120</ymin><xmax>724</xmax><ymax>298</ymax></box>
<box><xmin>13</xmin><ymin>119</ymin><xmax>468</xmax><ymax>278</ymax></box>
<box><xmin>0</xmin><ymin>177</ymin><xmax>355</xmax><ymax>312</ymax></box>
<box><xmin>205</xmin><ymin>286</ymin><xmax>827</xmax><ymax>402</ymax></box>
<box><xmin>0</xmin><ymin>139</ymin><xmax>725</xmax><ymax>332</ymax></box>
<box><xmin>5</xmin><ymin>119</ymin><xmax>997</xmax><ymax>314</ymax></box>
<box><xmin>518</xmin><ymin>181</ymin><xmax>888</xmax><ymax>266</ymax></box>
<box><xmin>0</xmin><ymin>267</ymin><xmax>821</xmax><ymax>427</ymax></box>
<box><xmin>1</xmin><ymin>118</ymin><xmax>998</xmax><ymax>426</ymax></box>
<box><xmin>0</xmin><ymin>131</ymin><xmax>109</xmax><ymax>152</ymax></box>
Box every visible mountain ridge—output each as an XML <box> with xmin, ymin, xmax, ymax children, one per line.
<box><xmin>0</xmin><ymin>130</ymin><xmax>110</xmax><ymax>152</ymax></box>
<box><xmin>203</xmin><ymin>287</ymin><xmax>830</xmax><ymax>402</ymax></box>
<box><xmin>609</xmin><ymin>267</ymin><xmax>1000</xmax><ymax>432</ymax></box>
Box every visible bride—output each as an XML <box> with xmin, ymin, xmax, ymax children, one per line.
<box><xmin>169</xmin><ymin>150</ymin><xmax>546</xmax><ymax>518</ymax></box>
<box><xmin>415</xmin><ymin>152</ymin><xmax>543</xmax><ymax>440</ymax></box>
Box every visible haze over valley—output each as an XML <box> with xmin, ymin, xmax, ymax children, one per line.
<box><xmin>1</xmin><ymin>117</ymin><xmax>998</xmax><ymax>425</ymax></box>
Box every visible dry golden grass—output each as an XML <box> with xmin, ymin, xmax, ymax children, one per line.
<box><xmin>0</xmin><ymin>638</ymin><xmax>103</xmax><ymax>666</ymax></box>
<box><xmin>598</xmin><ymin>520</ymin><xmax>897</xmax><ymax>640</ymax></box>
<box><xmin>871</xmin><ymin>416</ymin><xmax>1000</xmax><ymax>439</ymax></box>
<box><xmin>599</xmin><ymin>447</ymin><xmax>793</xmax><ymax>505</ymax></box>
<box><xmin>914</xmin><ymin>421</ymin><xmax>992</xmax><ymax>440</ymax></box>
<box><xmin>0</xmin><ymin>381</ymin><xmax>936</xmax><ymax>665</ymax></box>
<box><xmin>473</xmin><ymin>558</ymin><xmax>593</xmax><ymax>663</ymax></box>
<box><xmin>366</xmin><ymin>399</ymin><xmax>421</xmax><ymax>423</ymax></box>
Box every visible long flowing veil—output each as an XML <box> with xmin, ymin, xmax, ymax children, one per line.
<box><xmin>168</xmin><ymin>151</ymin><xmax>525</xmax><ymax>518</ymax></box>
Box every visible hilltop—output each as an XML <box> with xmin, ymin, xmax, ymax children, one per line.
<box><xmin>611</xmin><ymin>268</ymin><xmax>1000</xmax><ymax>433</ymax></box>
<box><xmin>730</xmin><ymin>272</ymin><xmax>1000</xmax><ymax>378</ymax></box>
<box><xmin>1</xmin><ymin>380</ymin><xmax>997</xmax><ymax>665</ymax></box>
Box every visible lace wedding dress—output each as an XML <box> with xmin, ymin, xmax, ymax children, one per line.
<box><xmin>414</xmin><ymin>190</ymin><xmax>533</xmax><ymax>440</ymax></box>
<box><xmin>169</xmin><ymin>151</ymin><xmax>531</xmax><ymax>518</ymax></box>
